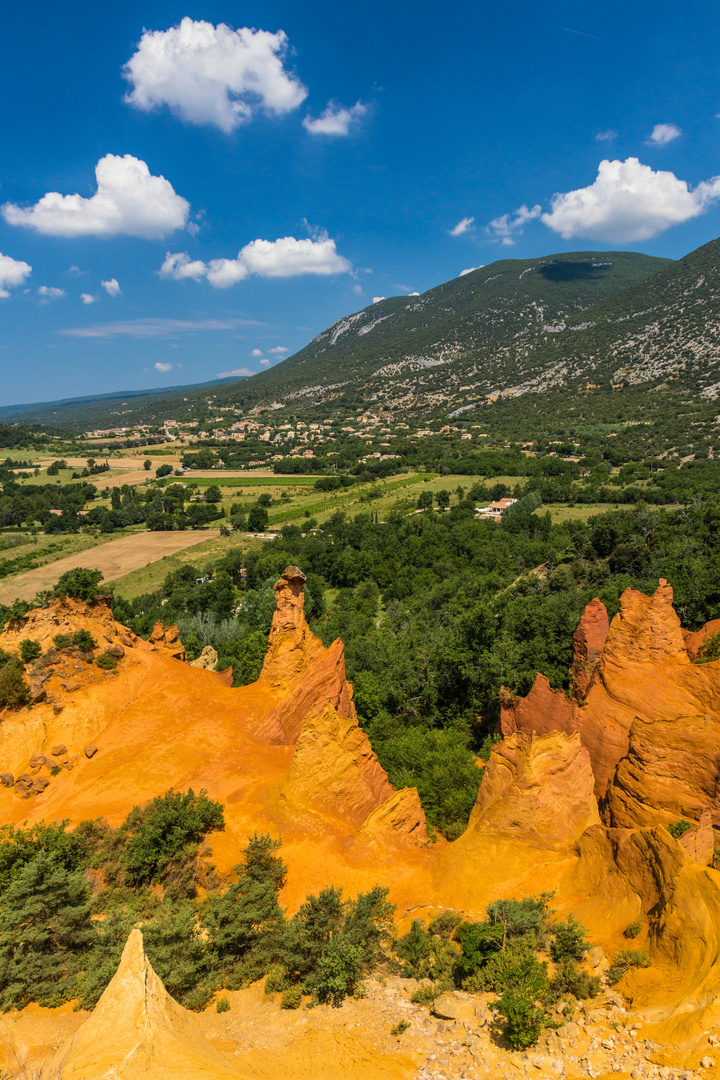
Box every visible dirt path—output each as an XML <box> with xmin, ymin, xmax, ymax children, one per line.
<box><xmin>0</xmin><ymin>530</ymin><xmax>221</xmax><ymax>604</ymax></box>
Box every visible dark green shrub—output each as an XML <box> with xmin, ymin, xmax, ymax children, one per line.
<box><xmin>120</xmin><ymin>789</ymin><xmax>225</xmax><ymax>892</ymax></box>
<box><xmin>264</xmin><ymin>966</ymin><xmax>289</xmax><ymax>994</ymax></box>
<box><xmin>550</xmin><ymin>915</ymin><xmax>588</xmax><ymax>962</ymax></box>
<box><xmin>72</xmin><ymin>629</ymin><xmax>96</xmax><ymax>652</ymax></box>
<box><xmin>396</xmin><ymin>919</ymin><xmax>431</xmax><ymax>977</ymax></box>
<box><xmin>19</xmin><ymin>639</ymin><xmax>41</xmax><ymax>663</ymax></box>
<box><xmin>55</xmin><ymin>568</ymin><xmax>104</xmax><ymax>602</ymax></box>
<box><xmin>668</xmin><ymin>820</ymin><xmax>692</xmax><ymax>840</ymax></box>
<box><xmin>216</xmin><ymin>996</ymin><xmax>230</xmax><ymax>1013</ymax></box>
<box><xmin>496</xmin><ymin>988</ymin><xmax>547</xmax><ymax>1050</ymax></box>
<box><xmin>391</xmin><ymin>1019</ymin><xmax>411</xmax><ymax>1036</ymax></box>
<box><xmin>607</xmin><ymin>949</ymin><xmax>651</xmax><ymax>984</ymax></box>
<box><xmin>314</xmin><ymin>939</ymin><xmax>362</xmax><ymax>1006</ymax></box>
<box><xmin>96</xmin><ymin>652</ymin><xmax>117</xmax><ymax>670</ymax></box>
<box><xmin>281</xmin><ymin>985</ymin><xmax>303</xmax><ymax>1009</ymax></box>
<box><xmin>550</xmin><ymin>958</ymin><xmax>600</xmax><ymax>1000</ymax></box>
<box><xmin>624</xmin><ymin>920</ymin><xmax>642</xmax><ymax>939</ymax></box>
<box><xmin>0</xmin><ymin>662</ymin><xmax>30</xmax><ymax>709</ymax></box>
<box><xmin>53</xmin><ymin>633</ymin><xmax>73</xmax><ymax>649</ymax></box>
<box><xmin>410</xmin><ymin>983</ymin><xmax>439</xmax><ymax>1005</ymax></box>
<box><xmin>696</xmin><ymin>632</ymin><xmax>720</xmax><ymax>663</ymax></box>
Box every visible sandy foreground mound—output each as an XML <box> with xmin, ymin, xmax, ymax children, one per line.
<box><xmin>2</xmin><ymin>570</ymin><xmax>720</xmax><ymax>1074</ymax></box>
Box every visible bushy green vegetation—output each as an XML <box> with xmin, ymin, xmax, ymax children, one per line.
<box><xmin>0</xmin><ymin>807</ymin><xmax>397</xmax><ymax>1014</ymax></box>
<box><xmin>398</xmin><ymin>895</ymin><xmax>600</xmax><ymax>1049</ymax></box>
<box><xmin>106</xmin><ymin>493</ymin><xmax>720</xmax><ymax>838</ymax></box>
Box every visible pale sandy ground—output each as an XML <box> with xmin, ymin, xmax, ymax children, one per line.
<box><xmin>0</xmin><ymin>530</ymin><xmax>220</xmax><ymax>604</ymax></box>
<box><xmin>0</xmin><ymin>979</ymin><xmax>678</xmax><ymax>1080</ymax></box>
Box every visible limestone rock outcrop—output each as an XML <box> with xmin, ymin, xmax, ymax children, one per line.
<box><xmin>53</xmin><ymin>928</ymin><xmax>238</xmax><ymax>1079</ymax></box>
<box><xmin>190</xmin><ymin>645</ymin><xmax>219</xmax><ymax>671</ymax></box>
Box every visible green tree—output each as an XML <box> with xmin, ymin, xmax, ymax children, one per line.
<box><xmin>204</xmin><ymin>485</ymin><xmax>222</xmax><ymax>504</ymax></box>
<box><xmin>248</xmin><ymin>504</ymin><xmax>269</xmax><ymax>532</ymax></box>
<box><xmin>156</xmin><ymin>464</ymin><xmax>173</xmax><ymax>478</ymax></box>
<box><xmin>120</xmin><ymin>789</ymin><xmax>225</xmax><ymax>894</ymax></box>
<box><xmin>206</xmin><ymin>833</ymin><xmax>286</xmax><ymax>985</ymax></box>
<box><xmin>435</xmin><ymin>489</ymin><xmax>451</xmax><ymax>511</ymax></box>
<box><xmin>54</xmin><ymin>567</ymin><xmax>104</xmax><ymax>603</ymax></box>
<box><xmin>0</xmin><ymin>854</ymin><xmax>94</xmax><ymax>1008</ymax></box>
<box><xmin>143</xmin><ymin>459</ymin><xmax>152</xmax><ymax>471</ymax></box>
<box><xmin>417</xmin><ymin>491</ymin><xmax>433</xmax><ymax>510</ymax></box>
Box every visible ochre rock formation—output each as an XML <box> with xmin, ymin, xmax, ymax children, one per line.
<box><xmin>4</xmin><ymin>572</ymin><xmax>720</xmax><ymax>1056</ymax></box>
<box><xmin>53</xmin><ymin>928</ymin><xmax>238</xmax><ymax>1079</ymax></box>
<box><xmin>570</xmin><ymin>596</ymin><xmax>609</xmax><ymax>699</ymax></box>
<box><xmin>283</xmin><ymin>700</ymin><xmax>397</xmax><ymax>828</ymax></box>
<box><xmin>466</xmin><ymin>731</ymin><xmax>600</xmax><ymax>850</ymax></box>
<box><xmin>684</xmin><ymin>617</ymin><xmax>720</xmax><ymax>661</ymax></box>
<box><xmin>498</xmin><ymin>674</ymin><xmax>575</xmax><ymax>738</ymax></box>
<box><xmin>497</xmin><ymin>580</ymin><xmax>720</xmax><ymax>834</ymax></box>
<box><xmin>0</xmin><ymin>570</ymin><xmax>428</xmax><ymax>912</ymax></box>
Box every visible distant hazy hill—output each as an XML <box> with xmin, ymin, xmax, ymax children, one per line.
<box><xmin>226</xmin><ymin>249</ymin><xmax>670</xmax><ymax>415</ymax></box>
<box><xmin>17</xmin><ymin>242</ymin><xmax>720</xmax><ymax>433</ymax></box>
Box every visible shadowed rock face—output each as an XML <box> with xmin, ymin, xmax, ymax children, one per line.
<box><xmin>54</xmin><ymin>928</ymin><xmax>238</xmax><ymax>1080</ymax></box>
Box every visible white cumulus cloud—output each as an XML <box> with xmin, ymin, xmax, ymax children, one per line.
<box><xmin>3</xmin><ymin>155</ymin><xmax>189</xmax><ymax>239</ymax></box>
<box><xmin>80</xmin><ymin>293</ymin><xmax>96</xmax><ymax>304</ymax></box>
<box><xmin>268</xmin><ymin>345</ymin><xmax>289</xmax><ymax>354</ymax></box>
<box><xmin>372</xmin><ymin>296</ymin><xmax>385</xmax><ymax>303</ymax></box>
<box><xmin>542</xmin><ymin>157</ymin><xmax>720</xmax><ymax>242</ymax></box>
<box><xmin>260</xmin><ymin>358</ymin><xmax>271</xmax><ymax>366</ymax></box>
<box><xmin>161</xmin><ymin>235</ymin><xmax>351</xmax><ymax>288</ymax></box>
<box><xmin>102</xmin><ymin>278</ymin><xmax>122</xmax><ymax>297</ymax></box>
<box><xmin>486</xmin><ymin>204</ymin><xmax>542</xmax><ymax>245</ymax></box>
<box><xmin>303</xmin><ymin>100</ymin><xmax>367</xmax><ymax>136</ymax></box>
<box><xmin>449</xmin><ymin>216</ymin><xmax>474</xmax><ymax>236</ymax></box>
<box><xmin>37</xmin><ymin>286</ymin><xmax>66</xmax><ymax>302</ymax></box>
<box><xmin>124</xmin><ymin>18</ymin><xmax>307</xmax><ymax>133</ymax></box>
<box><xmin>0</xmin><ymin>252</ymin><xmax>31</xmax><ymax>298</ymax></box>
<box><xmin>646</xmin><ymin>123</ymin><xmax>681</xmax><ymax>146</ymax></box>
<box><xmin>154</xmin><ymin>362</ymin><xmax>173</xmax><ymax>372</ymax></box>
<box><xmin>459</xmin><ymin>266</ymin><xmax>481</xmax><ymax>276</ymax></box>
<box><xmin>250</xmin><ymin>348</ymin><xmax>263</xmax><ymax>356</ymax></box>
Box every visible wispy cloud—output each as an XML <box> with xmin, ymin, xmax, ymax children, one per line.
<box><xmin>645</xmin><ymin>123</ymin><xmax>681</xmax><ymax>146</ymax></box>
<box><xmin>596</xmin><ymin>129</ymin><xmax>617</xmax><ymax>142</ymax></box>
<box><xmin>217</xmin><ymin>367</ymin><xmax>254</xmax><ymax>377</ymax></box>
<box><xmin>303</xmin><ymin>100</ymin><xmax>367</xmax><ymax>136</ymax></box>
<box><xmin>486</xmin><ymin>204</ymin><xmax>541</xmax><ymax>245</ymax></box>
<box><xmin>449</xmin><ymin>216</ymin><xmax>474</xmax><ymax>236</ymax></box>
<box><xmin>154</xmin><ymin>361</ymin><xmax>173</xmax><ymax>373</ymax></box>
<box><xmin>59</xmin><ymin>317</ymin><xmax>258</xmax><ymax>340</ymax></box>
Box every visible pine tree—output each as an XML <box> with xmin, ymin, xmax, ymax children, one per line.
<box><xmin>0</xmin><ymin>853</ymin><xmax>94</xmax><ymax>1008</ymax></box>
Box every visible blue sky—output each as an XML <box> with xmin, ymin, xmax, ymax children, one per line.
<box><xmin>2</xmin><ymin>0</ymin><xmax>720</xmax><ymax>407</ymax></box>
